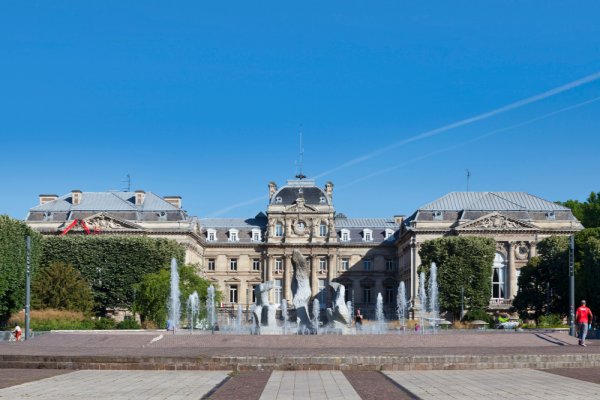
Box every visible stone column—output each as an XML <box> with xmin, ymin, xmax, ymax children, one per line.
<box><xmin>310</xmin><ymin>256</ymin><xmax>318</xmax><ymax>297</ymax></box>
<box><xmin>508</xmin><ymin>242</ymin><xmax>517</xmax><ymax>299</ymax></box>
<box><xmin>328</xmin><ymin>253</ymin><xmax>337</xmax><ymax>306</ymax></box>
<box><xmin>530</xmin><ymin>240</ymin><xmax>537</xmax><ymax>258</ymax></box>
<box><xmin>284</xmin><ymin>255</ymin><xmax>292</xmax><ymax>303</ymax></box>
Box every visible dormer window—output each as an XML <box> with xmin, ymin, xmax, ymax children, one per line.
<box><xmin>433</xmin><ymin>211</ymin><xmax>443</xmax><ymax>221</ymax></box>
<box><xmin>319</xmin><ymin>196</ymin><xmax>326</xmax><ymax>204</ymax></box>
<box><xmin>363</xmin><ymin>229</ymin><xmax>373</xmax><ymax>242</ymax></box>
<box><xmin>341</xmin><ymin>229</ymin><xmax>350</xmax><ymax>242</ymax></box>
<box><xmin>251</xmin><ymin>228</ymin><xmax>262</xmax><ymax>242</ymax></box>
<box><xmin>385</xmin><ymin>229</ymin><xmax>395</xmax><ymax>241</ymax></box>
<box><xmin>275</xmin><ymin>196</ymin><xmax>283</xmax><ymax>204</ymax></box>
<box><xmin>43</xmin><ymin>211</ymin><xmax>53</xmax><ymax>222</ymax></box>
<box><xmin>228</xmin><ymin>229</ymin><xmax>239</xmax><ymax>242</ymax></box>
<box><xmin>207</xmin><ymin>229</ymin><xmax>217</xmax><ymax>242</ymax></box>
<box><xmin>546</xmin><ymin>211</ymin><xmax>556</xmax><ymax>220</ymax></box>
<box><xmin>275</xmin><ymin>222</ymin><xmax>284</xmax><ymax>237</ymax></box>
<box><xmin>157</xmin><ymin>211</ymin><xmax>167</xmax><ymax>221</ymax></box>
<box><xmin>319</xmin><ymin>221</ymin><xmax>328</xmax><ymax>236</ymax></box>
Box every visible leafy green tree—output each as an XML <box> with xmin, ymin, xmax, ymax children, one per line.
<box><xmin>132</xmin><ymin>264</ymin><xmax>218</xmax><ymax>328</ymax></box>
<box><xmin>0</xmin><ymin>215</ymin><xmax>42</xmax><ymax>326</ymax></box>
<box><xmin>578</xmin><ymin>236</ymin><xmax>600</xmax><ymax>313</ymax></box>
<box><xmin>419</xmin><ymin>236</ymin><xmax>496</xmax><ymax>317</ymax></box>
<box><xmin>512</xmin><ymin>236</ymin><xmax>570</xmax><ymax>321</ymax></box>
<box><xmin>41</xmin><ymin>236</ymin><xmax>185</xmax><ymax>315</ymax></box>
<box><xmin>32</xmin><ymin>262</ymin><xmax>94</xmax><ymax>312</ymax></box>
<box><xmin>561</xmin><ymin>192</ymin><xmax>600</xmax><ymax>228</ymax></box>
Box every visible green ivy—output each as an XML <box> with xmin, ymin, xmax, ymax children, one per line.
<box><xmin>41</xmin><ymin>236</ymin><xmax>185</xmax><ymax>314</ymax></box>
<box><xmin>0</xmin><ymin>215</ymin><xmax>43</xmax><ymax>326</ymax></box>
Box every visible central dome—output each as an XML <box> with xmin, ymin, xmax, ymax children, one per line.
<box><xmin>270</xmin><ymin>179</ymin><xmax>330</xmax><ymax>206</ymax></box>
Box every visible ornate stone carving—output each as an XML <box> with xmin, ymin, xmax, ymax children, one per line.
<box><xmin>326</xmin><ymin>282</ymin><xmax>350</xmax><ymax>329</ymax></box>
<box><xmin>515</xmin><ymin>242</ymin><xmax>530</xmax><ymax>260</ymax></box>
<box><xmin>252</xmin><ymin>281</ymin><xmax>277</xmax><ymax>334</ymax></box>
<box><xmin>457</xmin><ymin>213</ymin><xmax>536</xmax><ymax>231</ymax></box>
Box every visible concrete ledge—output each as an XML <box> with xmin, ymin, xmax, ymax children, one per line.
<box><xmin>2</xmin><ymin>353</ymin><xmax>600</xmax><ymax>372</ymax></box>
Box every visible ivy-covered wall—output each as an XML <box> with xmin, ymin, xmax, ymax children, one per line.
<box><xmin>0</xmin><ymin>215</ymin><xmax>43</xmax><ymax>326</ymax></box>
<box><xmin>42</xmin><ymin>236</ymin><xmax>185</xmax><ymax>313</ymax></box>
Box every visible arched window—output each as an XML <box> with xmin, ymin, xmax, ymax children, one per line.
<box><xmin>491</xmin><ymin>252</ymin><xmax>507</xmax><ymax>299</ymax></box>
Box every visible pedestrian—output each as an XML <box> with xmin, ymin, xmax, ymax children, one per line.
<box><xmin>355</xmin><ymin>308</ymin><xmax>363</xmax><ymax>330</ymax></box>
<box><xmin>576</xmin><ymin>299</ymin><xmax>593</xmax><ymax>347</ymax></box>
<box><xmin>13</xmin><ymin>323</ymin><xmax>22</xmax><ymax>342</ymax></box>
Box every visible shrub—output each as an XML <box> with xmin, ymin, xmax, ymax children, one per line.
<box><xmin>538</xmin><ymin>313</ymin><xmax>565</xmax><ymax>328</ymax></box>
<box><xmin>32</xmin><ymin>262</ymin><xmax>94</xmax><ymax>312</ymax></box>
<box><xmin>116</xmin><ymin>318</ymin><xmax>141</xmax><ymax>329</ymax></box>
<box><xmin>93</xmin><ymin>317</ymin><xmax>116</xmax><ymax>330</ymax></box>
<box><xmin>463</xmin><ymin>308</ymin><xmax>492</xmax><ymax>324</ymax></box>
<box><xmin>9</xmin><ymin>309</ymin><xmax>94</xmax><ymax>331</ymax></box>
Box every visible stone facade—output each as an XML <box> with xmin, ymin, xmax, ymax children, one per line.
<box><xmin>26</xmin><ymin>185</ymin><xmax>583</xmax><ymax>315</ymax></box>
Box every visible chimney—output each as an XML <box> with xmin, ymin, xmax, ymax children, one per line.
<box><xmin>325</xmin><ymin>181</ymin><xmax>334</xmax><ymax>199</ymax></box>
<box><xmin>135</xmin><ymin>190</ymin><xmax>146</xmax><ymax>206</ymax></box>
<box><xmin>164</xmin><ymin>195</ymin><xmax>182</xmax><ymax>208</ymax></box>
<box><xmin>268</xmin><ymin>182</ymin><xmax>278</xmax><ymax>199</ymax></box>
<box><xmin>71</xmin><ymin>190</ymin><xmax>82</xmax><ymax>206</ymax></box>
<box><xmin>394</xmin><ymin>215</ymin><xmax>405</xmax><ymax>225</ymax></box>
<box><xmin>39</xmin><ymin>194</ymin><xmax>58</xmax><ymax>205</ymax></box>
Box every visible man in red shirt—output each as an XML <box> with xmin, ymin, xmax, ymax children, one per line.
<box><xmin>575</xmin><ymin>300</ymin><xmax>593</xmax><ymax>346</ymax></box>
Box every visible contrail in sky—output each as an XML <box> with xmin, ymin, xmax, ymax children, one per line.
<box><xmin>337</xmin><ymin>95</ymin><xmax>600</xmax><ymax>189</ymax></box>
<box><xmin>312</xmin><ymin>70</ymin><xmax>600</xmax><ymax>179</ymax></box>
<box><xmin>206</xmin><ymin>71</ymin><xmax>600</xmax><ymax>216</ymax></box>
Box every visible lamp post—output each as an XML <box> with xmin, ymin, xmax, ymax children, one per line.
<box><xmin>25</xmin><ymin>236</ymin><xmax>31</xmax><ymax>341</ymax></box>
<box><xmin>569</xmin><ymin>235</ymin><xmax>575</xmax><ymax>337</ymax></box>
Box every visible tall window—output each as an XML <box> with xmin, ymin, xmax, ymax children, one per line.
<box><xmin>274</xmin><ymin>258</ymin><xmax>283</xmax><ymax>274</ymax></box>
<box><xmin>363</xmin><ymin>287</ymin><xmax>372</xmax><ymax>304</ymax></box>
<box><xmin>319</xmin><ymin>222</ymin><xmax>327</xmax><ymax>236</ymax></box>
<box><xmin>252</xmin><ymin>285</ymin><xmax>258</xmax><ymax>303</ymax></box>
<box><xmin>274</xmin><ymin>280</ymin><xmax>282</xmax><ymax>305</ymax></box>
<box><xmin>363</xmin><ymin>259</ymin><xmax>372</xmax><ymax>271</ymax></box>
<box><xmin>341</xmin><ymin>258</ymin><xmax>349</xmax><ymax>271</ymax></box>
<box><xmin>319</xmin><ymin>258</ymin><xmax>327</xmax><ymax>274</ymax></box>
<box><xmin>252</xmin><ymin>258</ymin><xmax>261</xmax><ymax>271</ymax></box>
<box><xmin>385</xmin><ymin>259</ymin><xmax>395</xmax><ymax>271</ymax></box>
<box><xmin>207</xmin><ymin>258</ymin><xmax>215</xmax><ymax>271</ymax></box>
<box><xmin>229</xmin><ymin>285</ymin><xmax>238</xmax><ymax>303</ymax></box>
<box><xmin>491</xmin><ymin>252</ymin><xmax>506</xmax><ymax>299</ymax></box>
<box><xmin>229</xmin><ymin>258</ymin><xmax>238</xmax><ymax>271</ymax></box>
<box><xmin>275</xmin><ymin>222</ymin><xmax>284</xmax><ymax>237</ymax></box>
<box><xmin>385</xmin><ymin>287</ymin><xmax>395</xmax><ymax>304</ymax></box>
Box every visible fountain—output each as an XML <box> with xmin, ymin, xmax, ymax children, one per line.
<box><xmin>167</xmin><ymin>258</ymin><xmax>180</xmax><ymax>331</ymax></box>
<box><xmin>291</xmin><ymin>250</ymin><xmax>312</xmax><ymax>333</ymax></box>
<box><xmin>375</xmin><ymin>292</ymin><xmax>385</xmax><ymax>333</ymax></box>
<box><xmin>207</xmin><ymin>284</ymin><xmax>216</xmax><ymax>331</ymax></box>
<box><xmin>418</xmin><ymin>271</ymin><xmax>427</xmax><ymax>334</ymax></box>
<box><xmin>428</xmin><ymin>262</ymin><xmax>439</xmax><ymax>333</ymax></box>
<box><xmin>236</xmin><ymin>304</ymin><xmax>243</xmax><ymax>332</ymax></box>
<box><xmin>281</xmin><ymin>300</ymin><xmax>289</xmax><ymax>335</ymax></box>
<box><xmin>312</xmin><ymin>298</ymin><xmax>320</xmax><ymax>334</ymax></box>
<box><xmin>186</xmin><ymin>291</ymin><xmax>199</xmax><ymax>332</ymax></box>
<box><xmin>397</xmin><ymin>281</ymin><xmax>407</xmax><ymax>332</ymax></box>
<box><xmin>346</xmin><ymin>301</ymin><xmax>354</xmax><ymax>328</ymax></box>
<box><xmin>251</xmin><ymin>281</ymin><xmax>278</xmax><ymax>334</ymax></box>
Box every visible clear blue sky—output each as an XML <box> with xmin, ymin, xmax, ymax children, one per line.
<box><xmin>2</xmin><ymin>1</ymin><xmax>599</xmax><ymax>220</ymax></box>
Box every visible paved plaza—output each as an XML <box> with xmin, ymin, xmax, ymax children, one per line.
<box><xmin>1</xmin><ymin>368</ymin><xmax>600</xmax><ymax>399</ymax></box>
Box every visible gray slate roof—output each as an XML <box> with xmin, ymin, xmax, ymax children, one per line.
<box><xmin>29</xmin><ymin>191</ymin><xmax>180</xmax><ymax>212</ymax></box>
<box><xmin>200</xmin><ymin>217</ymin><xmax>267</xmax><ymax>229</ymax></box>
<box><xmin>334</xmin><ymin>218</ymin><xmax>398</xmax><ymax>228</ymax></box>
<box><xmin>417</xmin><ymin>192</ymin><xmax>569</xmax><ymax>212</ymax></box>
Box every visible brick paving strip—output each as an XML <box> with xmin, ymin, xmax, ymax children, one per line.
<box><xmin>0</xmin><ymin>370</ymin><xmax>230</xmax><ymax>399</ymax></box>
<box><xmin>384</xmin><ymin>369</ymin><xmax>600</xmax><ymax>399</ymax></box>
<box><xmin>206</xmin><ymin>371</ymin><xmax>272</xmax><ymax>400</ymax></box>
<box><xmin>0</xmin><ymin>369</ymin><xmax>71</xmax><ymax>389</ymax></box>
<box><xmin>540</xmin><ymin>367</ymin><xmax>600</xmax><ymax>384</ymax></box>
<box><xmin>343</xmin><ymin>371</ymin><xmax>418</xmax><ymax>399</ymax></box>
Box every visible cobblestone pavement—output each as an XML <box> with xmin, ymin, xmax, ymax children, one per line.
<box><xmin>384</xmin><ymin>369</ymin><xmax>600</xmax><ymax>399</ymax></box>
<box><xmin>542</xmin><ymin>367</ymin><xmax>600</xmax><ymax>384</ymax></box>
<box><xmin>0</xmin><ymin>369</ymin><xmax>70</xmax><ymax>389</ymax></box>
<box><xmin>0</xmin><ymin>370</ymin><xmax>229</xmax><ymax>400</ymax></box>
<box><xmin>260</xmin><ymin>370</ymin><xmax>361</xmax><ymax>399</ymax></box>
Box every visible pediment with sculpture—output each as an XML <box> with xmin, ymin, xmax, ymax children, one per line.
<box><xmin>456</xmin><ymin>212</ymin><xmax>537</xmax><ymax>231</ymax></box>
<box><xmin>285</xmin><ymin>197</ymin><xmax>317</xmax><ymax>213</ymax></box>
<box><xmin>60</xmin><ymin>213</ymin><xmax>145</xmax><ymax>232</ymax></box>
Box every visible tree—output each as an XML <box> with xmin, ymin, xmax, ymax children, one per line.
<box><xmin>560</xmin><ymin>192</ymin><xmax>600</xmax><ymax>228</ymax></box>
<box><xmin>419</xmin><ymin>236</ymin><xmax>496</xmax><ymax>318</ymax></box>
<box><xmin>41</xmin><ymin>236</ymin><xmax>185</xmax><ymax>314</ymax></box>
<box><xmin>32</xmin><ymin>262</ymin><xmax>94</xmax><ymax>312</ymax></box>
<box><xmin>133</xmin><ymin>264</ymin><xmax>218</xmax><ymax>328</ymax></box>
<box><xmin>512</xmin><ymin>236</ymin><xmax>570</xmax><ymax>321</ymax></box>
<box><xmin>0</xmin><ymin>215</ymin><xmax>42</xmax><ymax>326</ymax></box>
<box><xmin>578</xmin><ymin>236</ymin><xmax>600</xmax><ymax>313</ymax></box>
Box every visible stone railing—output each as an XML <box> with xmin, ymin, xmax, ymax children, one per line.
<box><xmin>488</xmin><ymin>298</ymin><xmax>512</xmax><ymax>309</ymax></box>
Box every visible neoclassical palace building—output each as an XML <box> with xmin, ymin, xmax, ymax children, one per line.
<box><xmin>26</xmin><ymin>179</ymin><xmax>583</xmax><ymax>315</ymax></box>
